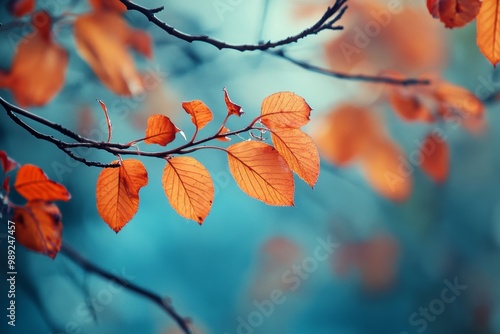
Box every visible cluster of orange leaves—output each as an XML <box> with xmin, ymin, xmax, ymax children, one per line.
<box><xmin>1</xmin><ymin>91</ymin><xmax>320</xmax><ymax>256</ymax></box>
<box><xmin>314</xmin><ymin>76</ymin><xmax>484</xmax><ymax>201</ymax></box>
<box><xmin>1</xmin><ymin>0</ymin><xmax>151</xmax><ymax>107</ymax></box>
<box><xmin>427</xmin><ymin>0</ymin><xmax>500</xmax><ymax>65</ymax></box>
<box><xmin>1</xmin><ymin>151</ymin><xmax>70</xmax><ymax>258</ymax></box>
<box><xmin>95</xmin><ymin>91</ymin><xmax>320</xmax><ymax>232</ymax></box>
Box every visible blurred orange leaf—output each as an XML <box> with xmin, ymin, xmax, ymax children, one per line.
<box><xmin>314</xmin><ymin>105</ymin><xmax>381</xmax><ymax>166</ymax></box>
<box><xmin>88</xmin><ymin>0</ymin><xmax>126</xmax><ymax>12</ymax></box>
<box><xmin>74</xmin><ymin>11</ymin><xmax>152</xmax><ymax>96</ymax></box>
<box><xmin>477</xmin><ymin>0</ymin><xmax>500</xmax><ymax>65</ymax></box>
<box><xmin>14</xmin><ymin>164</ymin><xmax>70</xmax><ymax>201</ymax></box>
<box><xmin>433</xmin><ymin>81</ymin><xmax>484</xmax><ymax>117</ymax></box>
<box><xmin>0</xmin><ymin>11</ymin><xmax>68</xmax><ymax>107</ymax></box>
<box><xmin>389</xmin><ymin>88</ymin><xmax>435</xmax><ymax>122</ymax></box>
<box><xmin>0</xmin><ymin>151</ymin><xmax>18</xmax><ymax>174</ymax></box>
<box><xmin>227</xmin><ymin>141</ymin><xmax>294</xmax><ymax>206</ymax></box>
<box><xmin>14</xmin><ymin>200</ymin><xmax>62</xmax><ymax>259</ymax></box>
<box><xmin>427</xmin><ymin>0</ymin><xmax>481</xmax><ymax>28</ymax></box>
<box><xmin>270</xmin><ymin>128</ymin><xmax>320</xmax><ymax>187</ymax></box>
<box><xmin>182</xmin><ymin>100</ymin><xmax>213</xmax><ymax>130</ymax></box>
<box><xmin>361</xmin><ymin>139</ymin><xmax>412</xmax><ymax>202</ymax></box>
<box><xmin>260</xmin><ymin>92</ymin><xmax>311</xmax><ymax>129</ymax></box>
<box><xmin>420</xmin><ymin>132</ymin><xmax>449</xmax><ymax>183</ymax></box>
<box><xmin>223</xmin><ymin>88</ymin><xmax>244</xmax><ymax>116</ymax></box>
<box><xmin>96</xmin><ymin>159</ymin><xmax>148</xmax><ymax>232</ymax></box>
<box><xmin>162</xmin><ymin>157</ymin><xmax>214</xmax><ymax>224</ymax></box>
<box><xmin>8</xmin><ymin>0</ymin><xmax>35</xmax><ymax>17</ymax></box>
<box><xmin>143</xmin><ymin>114</ymin><xmax>179</xmax><ymax>146</ymax></box>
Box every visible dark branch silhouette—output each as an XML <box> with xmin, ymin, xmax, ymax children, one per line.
<box><xmin>60</xmin><ymin>243</ymin><xmax>193</xmax><ymax>334</ymax></box>
<box><xmin>0</xmin><ymin>97</ymin><xmax>261</xmax><ymax>168</ymax></box>
<box><xmin>120</xmin><ymin>0</ymin><xmax>347</xmax><ymax>51</ymax></box>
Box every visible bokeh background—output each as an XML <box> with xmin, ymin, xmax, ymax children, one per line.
<box><xmin>1</xmin><ymin>0</ymin><xmax>500</xmax><ymax>333</ymax></box>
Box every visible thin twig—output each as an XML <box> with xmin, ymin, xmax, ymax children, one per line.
<box><xmin>60</xmin><ymin>243</ymin><xmax>193</xmax><ymax>334</ymax></box>
<box><xmin>267</xmin><ymin>50</ymin><xmax>430</xmax><ymax>86</ymax></box>
<box><xmin>120</xmin><ymin>0</ymin><xmax>347</xmax><ymax>51</ymax></box>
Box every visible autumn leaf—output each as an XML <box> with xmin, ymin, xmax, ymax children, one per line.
<box><xmin>96</xmin><ymin>159</ymin><xmax>148</xmax><ymax>232</ymax></box>
<box><xmin>260</xmin><ymin>92</ymin><xmax>311</xmax><ymax>129</ymax></box>
<box><xmin>389</xmin><ymin>88</ymin><xmax>435</xmax><ymax>123</ymax></box>
<box><xmin>477</xmin><ymin>0</ymin><xmax>500</xmax><ymax>65</ymax></box>
<box><xmin>314</xmin><ymin>105</ymin><xmax>381</xmax><ymax>166</ymax></box>
<box><xmin>360</xmin><ymin>138</ymin><xmax>412</xmax><ymax>202</ymax></box>
<box><xmin>8</xmin><ymin>0</ymin><xmax>35</xmax><ymax>17</ymax></box>
<box><xmin>14</xmin><ymin>164</ymin><xmax>71</xmax><ymax>201</ymax></box>
<box><xmin>216</xmin><ymin>127</ymin><xmax>231</xmax><ymax>142</ymax></box>
<box><xmin>162</xmin><ymin>157</ymin><xmax>214</xmax><ymax>224</ymax></box>
<box><xmin>0</xmin><ymin>151</ymin><xmax>18</xmax><ymax>174</ymax></box>
<box><xmin>227</xmin><ymin>141</ymin><xmax>294</xmax><ymax>206</ymax></box>
<box><xmin>427</xmin><ymin>0</ymin><xmax>481</xmax><ymax>28</ymax></box>
<box><xmin>0</xmin><ymin>11</ymin><xmax>68</xmax><ymax>107</ymax></box>
<box><xmin>74</xmin><ymin>11</ymin><xmax>152</xmax><ymax>96</ymax></box>
<box><xmin>420</xmin><ymin>132</ymin><xmax>449</xmax><ymax>183</ymax></box>
<box><xmin>88</xmin><ymin>0</ymin><xmax>126</xmax><ymax>12</ymax></box>
<box><xmin>141</xmin><ymin>114</ymin><xmax>180</xmax><ymax>146</ymax></box>
<box><xmin>223</xmin><ymin>88</ymin><xmax>244</xmax><ymax>116</ymax></box>
<box><xmin>323</xmin><ymin>1</ymin><xmax>444</xmax><ymax>75</ymax></box>
<box><xmin>14</xmin><ymin>200</ymin><xmax>62</xmax><ymax>259</ymax></box>
<box><xmin>270</xmin><ymin>128</ymin><xmax>320</xmax><ymax>187</ymax></box>
<box><xmin>433</xmin><ymin>81</ymin><xmax>484</xmax><ymax>117</ymax></box>
<box><xmin>182</xmin><ymin>100</ymin><xmax>213</xmax><ymax>130</ymax></box>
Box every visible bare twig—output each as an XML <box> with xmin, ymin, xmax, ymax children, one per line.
<box><xmin>60</xmin><ymin>243</ymin><xmax>193</xmax><ymax>334</ymax></box>
<box><xmin>267</xmin><ymin>50</ymin><xmax>430</xmax><ymax>86</ymax></box>
<box><xmin>120</xmin><ymin>0</ymin><xmax>347</xmax><ymax>51</ymax></box>
<box><xmin>0</xmin><ymin>97</ymin><xmax>259</xmax><ymax>168</ymax></box>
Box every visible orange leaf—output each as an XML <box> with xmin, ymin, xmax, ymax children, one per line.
<box><xmin>227</xmin><ymin>141</ymin><xmax>294</xmax><ymax>206</ymax></box>
<box><xmin>14</xmin><ymin>164</ymin><xmax>71</xmax><ymax>201</ymax></box>
<box><xmin>314</xmin><ymin>105</ymin><xmax>381</xmax><ymax>166</ymax></box>
<box><xmin>8</xmin><ymin>0</ymin><xmax>35</xmax><ymax>17</ymax></box>
<box><xmin>427</xmin><ymin>0</ymin><xmax>481</xmax><ymax>28</ymax></box>
<box><xmin>223</xmin><ymin>88</ymin><xmax>244</xmax><ymax>116</ymax></box>
<box><xmin>477</xmin><ymin>0</ymin><xmax>500</xmax><ymax>66</ymax></box>
<box><xmin>0</xmin><ymin>151</ymin><xmax>18</xmax><ymax>173</ymax></box>
<box><xmin>270</xmin><ymin>128</ymin><xmax>320</xmax><ymax>187</ymax></box>
<box><xmin>182</xmin><ymin>100</ymin><xmax>213</xmax><ymax>130</ymax></box>
<box><xmin>260</xmin><ymin>92</ymin><xmax>311</xmax><ymax>129</ymax></box>
<box><xmin>143</xmin><ymin>114</ymin><xmax>179</xmax><ymax>146</ymax></box>
<box><xmin>96</xmin><ymin>159</ymin><xmax>148</xmax><ymax>232</ymax></box>
<box><xmin>389</xmin><ymin>89</ymin><xmax>435</xmax><ymax>122</ymax></box>
<box><xmin>361</xmin><ymin>139</ymin><xmax>412</xmax><ymax>202</ymax></box>
<box><xmin>162</xmin><ymin>157</ymin><xmax>214</xmax><ymax>224</ymax></box>
<box><xmin>420</xmin><ymin>132</ymin><xmax>449</xmax><ymax>183</ymax></box>
<box><xmin>0</xmin><ymin>11</ymin><xmax>68</xmax><ymax>107</ymax></box>
<box><xmin>88</xmin><ymin>0</ymin><xmax>127</xmax><ymax>12</ymax></box>
<box><xmin>216</xmin><ymin>127</ymin><xmax>231</xmax><ymax>142</ymax></box>
<box><xmin>433</xmin><ymin>81</ymin><xmax>484</xmax><ymax>117</ymax></box>
<box><xmin>14</xmin><ymin>200</ymin><xmax>62</xmax><ymax>258</ymax></box>
<box><xmin>74</xmin><ymin>11</ymin><xmax>151</xmax><ymax>96</ymax></box>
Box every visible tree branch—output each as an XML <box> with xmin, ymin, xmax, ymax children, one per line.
<box><xmin>0</xmin><ymin>97</ymin><xmax>259</xmax><ymax>168</ymax></box>
<box><xmin>267</xmin><ymin>50</ymin><xmax>430</xmax><ymax>86</ymax></box>
<box><xmin>120</xmin><ymin>0</ymin><xmax>347</xmax><ymax>51</ymax></box>
<box><xmin>60</xmin><ymin>243</ymin><xmax>193</xmax><ymax>334</ymax></box>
